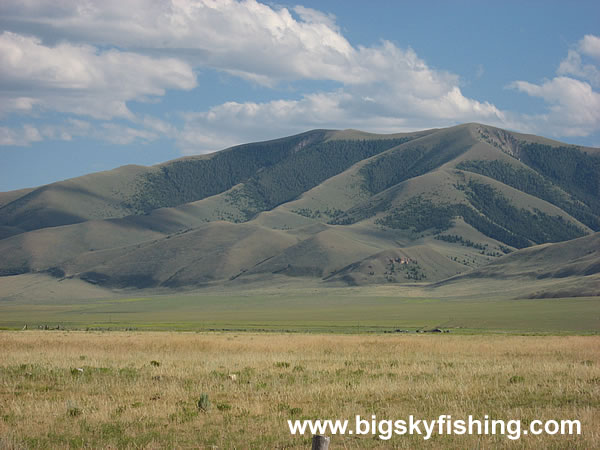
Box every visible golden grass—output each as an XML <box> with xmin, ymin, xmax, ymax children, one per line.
<box><xmin>0</xmin><ymin>332</ymin><xmax>598</xmax><ymax>448</ymax></box>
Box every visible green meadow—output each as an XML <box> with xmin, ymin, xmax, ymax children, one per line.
<box><xmin>1</xmin><ymin>286</ymin><xmax>598</xmax><ymax>334</ymax></box>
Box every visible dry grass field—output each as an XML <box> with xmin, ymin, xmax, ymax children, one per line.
<box><xmin>0</xmin><ymin>331</ymin><xmax>598</xmax><ymax>449</ymax></box>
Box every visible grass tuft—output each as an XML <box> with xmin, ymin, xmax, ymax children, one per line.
<box><xmin>197</xmin><ymin>393</ymin><xmax>210</xmax><ymax>412</ymax></box>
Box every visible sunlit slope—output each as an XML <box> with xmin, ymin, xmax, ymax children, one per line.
<box><xmin>0</xmin><ymin>129</ymin><xmax>416</xmax><ymax>235</ymax></box>
<box><xmin>434</xmin><ymin>232</ymin><xmax>600</xmax><ymax>298</ymax></box>
<box><xmin>0</xmin><ymin>130</ymin><xmax>327</xmax><ymax>233</ymax></box>
<box><xmin>0</xmin><ymin>187</ymin><xmax>34</xmax><ymax>209</ymax></box>
<box><xmin>1</xmin><ymin>123</ymin><xmax>599</xmax><ymax>292</ymax></box>
<box><xmin>0</xmin><ymin>165</ymin><xmax>149</xmax><ymax>233</ymax></box>
<box><xmin>456</xmin><ymin>232</ymin><xmax>600</xmax><ymax>279</ymax></box>
<box><xmin>63</xmin><ymin>221</ymin><xmax>299</xmax><ymax>288</ymax></box>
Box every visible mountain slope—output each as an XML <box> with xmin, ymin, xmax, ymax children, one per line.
<box><xmin>451</xmin><ymin>232</ymin><xmax>600</xmax><ymax>279</ymax></box>
<box><xmin>69</xmin><ymin>221</ymin><xmax>299</xmax><ymax>288</ymax></box>
<box><xmin>0</xmin><ymin>129</ymin><xmax>416</xmax><ymax>235</ymax></box>
<box><xmin>1</xmin><ymin>123</ymin><xmax>599</xmax><ymax>293</ymax></box>
<box><xmin>0</xmin><ymin>165</ymin><xmax>149</xmax><ymax>234</ymax></box>
<box><xmin>434</xmin><ymin>232</ymin><xmax>600</xmax><ymax>298</ymax></box>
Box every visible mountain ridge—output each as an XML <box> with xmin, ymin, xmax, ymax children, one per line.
<box><xmin>1</xmin><ymin>123</ymin><xmax>599</xmax><ymax>296</ymax></box>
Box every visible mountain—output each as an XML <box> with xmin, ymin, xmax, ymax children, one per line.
<box><xmin>0</xmin><ymin>123</ymin><xmax>599</xmax><ymax>295</ymax></box>
<box><xmin>433</xmin><ymin>232</ymin><xmax>600</xmax><ymax>299</ymax></box>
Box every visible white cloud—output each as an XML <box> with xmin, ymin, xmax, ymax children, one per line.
<box><xmin>0</xmin><ymin>0</ymin><xmax>356</xmax><ymax>85</ymax></box>
<box><xmin>0</xmin><ymin>124</ymin><xmax>43</xmax><ymax>146</ymax></box>
<box><xmin>177</xmin><ymin>86</ymin><xmax>507</xmax><ymax>154</ymax></box>
<box><xmin>558</xmin><ymin>50</ymin><xmax>600</xmax><ymax>87</ymax></box>
<box><xmin>0</xmin><ymin>1</ymin><xmax>489</xmax><ymax>94</ymax></box>
<box><xmin>0</xmin><ymin>118</ymin><xmax>163</xmax><ymax>147</ymax></box>
<box><xmin>0</xmin><ymin>97</ymin><xmax>40</xmax><ymax>115</ymax></box>
<box><xmin>0</xmin><ymin>31</ymin><xmax>196</xmax><ymax>120</ymax></box>
<box><xmin>510</xmin><ymin>77</ymin><xmax>600</xmax><ymax>137</ymax></box>
<box><xmin>2</xmin><ymin>0</ymin><xmax>596</xmax><ymax>152</ymax></box>
<box><xmin>511</xmin><ymin>34</ymin><xmax>600</xmax><ymax>138</ymax></box>
<box><xmin>293</xmin><ymin>5</ymin><xmax>338</xmax><ymax>30</ymax></box>
<box><xmin>100</xmin><ymin>123</ymin><xmax>159</xmax><ymax>145</ymax></box>
<box><xmin>140</xmin><ymin>116</ymin><xmax>177</xmax><ymax>136</ymax></box>
<box><xmin>1</xmin><ymin>0</ymin><xmax>512</xmax><ymax>150</ymax></box>
<box><xmin>580</xmin><ymin>34</ymin><xmax>600</xmax><ymax>60</ymax></box>
<box><xmin>177</xmin><ymin>95</ymin><xmax>346</xmax><ymax>152</ymax></box>
<box><xmin>557</xmin><ymin>34</ymin><xmax>600</xmax><ymax>87</ymax></box>
<box><xmin>174</xmin><ymin>38</ymin><xmax>507</xmax><ymax>153</ymax></box>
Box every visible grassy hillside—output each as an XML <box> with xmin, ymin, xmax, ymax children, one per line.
<box><xmin>447</xmin><ymin>232</ymin><xmax>600</xmax><ymax>279</ymax></box>
<box><xmin>66</xmin><ymin>222</ymin><xmax>298</xmax><ymax>288</ymax></box>
<box><xmin>0</xmin><ymin>165</ymin><xmax>150</xmax><ymax>233</ymax></box>
<box><xmin>434</xmin><ymin>232</ymin><xmax>600</xmax><ymax>298</ymax></box>
<box><xmin>0</xmin><ymin>187</ymin><xmax>34</xmax><ymax>209</ymax></box>
<box><xmin>1</xmin><ymin>123</ymin><xmax>599</xmax><ymax>292</ymax></box>
<box><xmin>0</xmin><ymin>131</ymin><xmax>326</xmax><ymax>234</ymax></box>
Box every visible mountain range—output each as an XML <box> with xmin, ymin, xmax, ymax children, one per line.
<box><xmin>1</xmin><ymin>123</ymin><xmax>599</xmax><ymax>299</ymax></box>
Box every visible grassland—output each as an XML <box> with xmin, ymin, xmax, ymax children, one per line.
<box><xmin>0</xmin><ymin>332</ymin><xmax>598</xmax><ymax>448</ymax></box>
<box><xmin>0</xmin><ymin>283</ymin><xmax>599</xmax><ymax>333</ymax></box>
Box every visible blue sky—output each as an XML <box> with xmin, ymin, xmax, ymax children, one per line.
<box><xmin>1</xmin><ymin>0</ymin><xmax>599</xmax><ymax>191</ymax></box>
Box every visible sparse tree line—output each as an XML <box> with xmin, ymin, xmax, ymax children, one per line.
<box><xmin>291</xmin><ymin>207</ymin><xmax>345</xmax><ymax>220</ymax></box>
<box><xmin>238</xmin><ymin>138</ymin><xmax>410</xmax><ymax>212</ymax></box>
<box><xmin>435</xmin><ymin>234</ymin><xmax>505</xmax><ymax>257</ymax></box>
<box><xmin>359</xmin><ymin>137</ymin><xmax>469</xmax><ymax>195</ymax></box>
<box><xmin>376</xmin><ymin>181</ymin><xmax>586</xmax><ymax>249</ymax></box>
<box><xmin>457</xmin><ymin>148</ymin><xmax>600</xmax><ymax>231</ymax></box>
<box><xmin>127</xmin><ymin>132</ymin><xmax>327</xmax><ymax>213</ymax></box>
<box><xmin>128</xmin><ymin>136</ymin><xmax>409</xmax><ymax>217</ymax></box>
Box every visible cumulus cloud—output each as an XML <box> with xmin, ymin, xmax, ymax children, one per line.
<box><xmin>174</xmin><ymin>39</ymin><xmax>506</xmax><ymax>152</ymax></box>
<box><xmin>1</xmin><ymin>0</ymin><xmax>596</xmax><ymax>152</ymax></box>
<box><xmin>510</xmin><ymin>77</ymin><xmax>600</xmax><ymax>137</ymax></box>
<box><xmin>178</xmin><ymin>95</ymin><xmax>346</xmax><ymax>152</ymax></box>
<box><xmin>0</xmin><ymin>1</ymin><xmax>466</xmax><ymax>91</ymax></box>
<box><xmin>0</xmin><ymin>0</ymin><xmax>356</xmax><ymax>85</ymax></box>
<box><xmin>558</xmin><ymin>50</ymin><xmax>600</xmax><ymax>87</ymax></box>
<box><xmin>557</xmin><ymin>34</ymin><xmax>600</xmax><ymax>87</ymax></box>
<box><xmin>0</xmin><ymin>30</ymin><xmax>196</xmax><ymax>120</ymax></box>
<box><xmin>177</xmin><ymin>85</ymin><xmax>507</xmax><ymax>154</ymax></box>
<box><xmin>511</xmin><ymin>34</ymin><xmax>600</xmax><ymax>138</ymax></box>
<box><xmin>0</xmin><ymin>0</ymin><xmax>512</xmax><ymax>151</ymax></box>
<box><xmin>579</xmin><ymin>34</ymin><xmax>600</xmax><ymax>60</ymax></box>
<box><xmin>0</xmin><ymin>0</ymin><xmax>492</xmax><ymax>95</ymax></box>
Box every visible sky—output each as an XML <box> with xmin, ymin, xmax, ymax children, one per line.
<box><xmin>1</xmin><ymin>0</ymin><xmax>599</xmax><ymax>191</ymax></box>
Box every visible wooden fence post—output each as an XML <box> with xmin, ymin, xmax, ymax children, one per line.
<box><xmin>311</xmin><ymin>434</ymin><xmax>330</xmax><ymax>450</ymax></box>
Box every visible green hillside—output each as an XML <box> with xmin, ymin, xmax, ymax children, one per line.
<box><xmin>0</xmin><ymin>123</ymin><xmax>599</xmax><ymax>294</ymax></box>
<box><xmin>0</xmin><ymin>129</ymin><xmax>415</xmax><ymax>234</ymax></box>
<box><xmin>435</xmin><ymin>232</ymin><xmax>600</xmax><ymax>299</ymax></box>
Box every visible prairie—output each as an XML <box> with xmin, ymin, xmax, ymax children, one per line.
<box><xmin>1</xmin><ymin>280</ymin><xmax>599</xmax><ymax>333</ymax></box>
<box><xmin>0</xmin><ymin>332</ymin><xmax>598</xmax><ymax>448</ymax></box>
